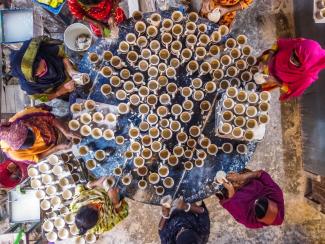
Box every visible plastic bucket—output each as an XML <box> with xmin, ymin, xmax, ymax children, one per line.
<box><xmin>64</xmin><ymin>23</ymin><xmax>92</xmax><ymax>52</ymax></box>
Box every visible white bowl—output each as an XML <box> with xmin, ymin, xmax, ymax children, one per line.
<box><xmin>64</xmin><ymin>23</ymin><xmax>92</xmax><ymax>52</ymax></box>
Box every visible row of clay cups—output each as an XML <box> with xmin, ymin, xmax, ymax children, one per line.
<box><xmin>225</xmin><ymin>87</ymin><xmax>271</xmax><ymax>102</ymax></box>
<box><xmin>222</xmin><ymin>100</ymin><xmax>270</xmax><ymax>118</ymax></box>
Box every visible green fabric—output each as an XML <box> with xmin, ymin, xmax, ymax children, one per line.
<box><xmin>21</xmin><ymin>36</ymin><xmax>64</xmax><ymax>82</ymax></box>
<box><xmin>70</xmin><ymin>185</ymin><xmax>128</xmax><ymax>235</ymax></box>
<box><xmin>30</xmin><ymin>94</ymin><xmax>49</xmax><ymax>102</ymax></box>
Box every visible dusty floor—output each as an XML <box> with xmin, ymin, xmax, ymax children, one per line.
<box><xmin>3</xmin><ymin>0</ymin><xmax>325</xmax><ymax>243</ymax></box>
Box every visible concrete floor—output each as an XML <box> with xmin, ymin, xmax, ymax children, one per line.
<box><xmin>96</xmin><ymin>1</ymin><xmax>325</xmax><ymax>243</ymax></box>
<box><xmin>3</xmin><ymin>0</ymin><xmax>325</xmax><ymax>243</ymax></box>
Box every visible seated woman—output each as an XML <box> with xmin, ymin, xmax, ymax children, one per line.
<box><xmin>70</xmin><ymin>177</ymin><xmax>128</xmax><ymax>235</ymax></box>
<box><xmin>159</xmin><ymin>198</ymin><xmax>210</xmax><ymax>244</ymax></box>
<box><xmin>11</xmin><ymin>36</ymin><xmax>78</xmax><ymax>103</ymax></box>
<box><xmin>0</xmin><ymin>159</ymin><xmax>29</xmax><ymax>189</ymax></box>
<box><xmin>198</xmin><ymin>0</ymin><xmax>253</xmax><ymax>27</ymax></box>
<box><xmin>258</xmin><ymin>38</ymin><xmax>325</xmax><ymax>100</ymax></box>
<box><xmin>216</xmin><ymin>169</ymin><xmax>284</xmax><ymax>228</ymax></box>
<box><xmin>0</xmin><ymin>106</ymin><xmax>80</xmax><ymax>163</ymax></box>
<box><xmin>68</xmin><ymin>0</ymin><xmax>126</xmax><ymax>37</ymax></box>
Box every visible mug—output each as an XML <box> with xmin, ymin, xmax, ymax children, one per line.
<box><xmin>209</xmin><ymin>45</ymin><xmax>220</xmax><ymax>56</ymax></box>
<box><xmin>113</xmin><ymin>167</ymin><xmax>123</xmax><ymax>176</ymax></box>
<box><xmin>123</xmin><ymin>81</ymin><xmax>135</xmax><ymax>94</ymax></box>
<box><xmin>246</xmin><ymin>106</ymin><xmax>258</xmax><ymax>117</ymax></box>
<box><xmin>92</xmin><ymin>111</ymin><xmax>104</xmax><ymax>123</ymax></box>
<box><xmin>207</xmin><ymin>144</ymin><xmax>219</xmax><ymax>155</ymax></box>
<box><xmin>258</xmin><ymin>114</ymin><xmax>270</xmax><ymax>124</ymax></box>
<box><xmin>158</xmin><ymin>75</ymin><xmax>169</xmax><ymax>87</ymax></box>
<box><xmin>180</xmin><ymin>111</ymin><xmax>192</xmax><ymax>123</ymax></box>
<box><xmin>219</xmin><ymin>123</ymin><xmax>232</xmax><ymax>135</ymax></box>
<box><xmin>68</xmin><ymin>120</ymin><xmax>80</xmax><ymax>131</ymax></box>
<box><xmin>128</xmin><ymin>127</ymin><xmax>140</xmax><ymax>139</ymax></box>
<box><xmin>222</xmin><ymin>98</ymin><xmax>235</xmax><ymax>110</ymax></box>
<box><xmin>230</xmin><ymin>48</ymin><xmax>241</xmax><ymax>59</ymax></box>
<box><xmin>213</xmin><ymin>69</ymin><xmax>224</xmax><ymax>80</ymax></box>
<box><xmin>199</xmin><ymin>62</ymin><xmax>212</xmax><ymax>76</ymax></box>
<box><xmin>135</xmin><ymin>21</ymin><xmax>146</xmax><ymax>35</ymax></box>
<box><xmin>46</xmin><ymin>232</ymin><xmax>58</xmax><ymax>242</ymax></box>
<box><xmin>171</xmin><ymin>10</ymin><xmax>184</xmax><ymax>23</ymax></box>
<box><xmin>91</xmin><ymin>128</ymin><xmax>103</xmax><ymax>139</ymax></box>
<box><xmin>210</xmin><ymin>31</ymin><xmax>221</xmax><ymax>43</ymax></box>
<box><xmin>88</xmin><ymin>52</ymin><xmax>99</xmax><ymax>64</ymax></box>
<box><xmin>244</xmin><ymin>129</ymin><xmax>255</xmax><ymax>141</ymax></box>
<box><xmin>159</xmin><ymin>118</ymin><xmax>170</xmax><ymax>128</ymax></box>
<box><xmin>149</xmin><ymin>127</ymin><xmax>160</xmax><ymax>139</ymax></box>
<box><xmin>124</xmin><ymin>150</ymin><xmax>134</xmax><ymax>159</ymax></box>
<box><xmin>139</xmin><ymin>121</ymin><xmax>150</xmax><ymax>132</ymax></box>
<box><xmin>171</xmin><ymin>40</ymin><xmax>182</xmax><ymax>57</ymax></box>
<box><xmin>155</xmin><ymin>186</ymin><xmax>165</xmax><ymax>196</ymax></box>
<box><xmin>161</xmin><ymin>18</ymin><xmax>173</xmax><ymax>32</ymax></box>
<box><xmin>198</xmin><ymin>23</ymin><xmax>207</xmax><ymax>34</ymax></box>
<box><xmin>84</xmin><ymin>99</ymin><xmax>96</xmax><ymax>111</ymax></box>
<box><xmin>184</xmin><ymin>21</ymin><xmax>196</xmax><ymax>35</ymax></box>
<box><xmin>158</xmin><ymin>165</ymin><xmax>169</xmax><ymax>177</ymax></box>
<box><xmin>80</xmin><ymin>113</ymin><xmax>92</xmax><ymax>125</ymax></box>
<box><xmin>141</xmin><ymin>148</ymin><xmax>153</xmax><ymax>159</ymax></box>
<box><xmin>136</xmin><ymin>36</ymin><xmax>148</xmax><ymax>49</ymax></box>
<box><xmin>173</xmin><ymin>145</ymin><xmax>184</xmax><ymax>157</ymax></box>
<box><xmin>219</xmin><ymin>25</ymin><xmax>229</xmax><ymax>36</ymax></box>
<box><xmin>41</xmin><ymin>199</ymin><xmax>51</xmax><ymax>210</ymax></box>
<box><xmin>176</xmin><ymin>131</ymin><xmax>188</xmax><ymax>144</ymax></box>
<box><xmin>80</xmin><ymin>125</ymin><xmax>91</xmax><ymax>137</ymax></box>
<box><xmin>166</xmin><ymin>67</ymin><xmax>176</xmax><ymax>80</ymax></box>
<box><xmin>103</xmin><ymin>129</ymin><xmax>114</xmax><ymax>141</ymax></box>
<box><xmin>189</xmin><ymin>125</ymin><xmax>201</xmax><ymax>137</ymax></box>
<box><xmin>110</xmin><ymin>56</ymin><xmax>126</xmax><ymax>69</ymax></box>
<box><xmin>125</xmin><ymin>33</ymin><xmax>137</xmax><ymax>45</ymax></box>
<box><xmin>236</xmin><ymin>144</ymin><xmax>248</xmax><ymax>154</ymax></box>
<box><xmin>105</xmin><ymin>113</ymin><xmax>117</xmax><ymax>124</ymax></box>
<box><xmin>222</xmin><ymin>143</ymin><xmax>233</xmax><ymax>153</ymax></box>
<box><xmin>151</xmin><ymin>141</ymin><xmax>162</xmax><ymax>153</ymax></box>
<box><xmin>147</xmin><ymin>25</ymin><xmax>158</xmax><ymax>38</ymax></box>
<box><xmin>122</xmin><ymin>174</ymin><xmax>132</xmax><ymax>186</ymax></box>
<box><xmin>225</xmin><ymin>38</ymin><xmax>237</xmax><ymax>49</ymax></box>
<box><xmin>132</xmin><ymin>10</ymin><xmax>143</xmax><ymax>22</ymax></box>
<box><xmin>186</xmin><ymin>34</ymin><xmax>197</xmax><ymax>49</ymax></box>
<box><xmin>147</xmin><ymin>94</ymin><xmax>158</xmax><ymax>107</ymax></box>
<box><xmin>234</xmin><ymin>116</ymin><xmax>246</xmax><ymax>127</ymax></box>
<box><xmin>210</xmin><ymin>59</ymin><xmax>220</xmax><ymax>70</ymax></box>
<box><xmin>117</xmin><ymin>103</ymin><xmax>130</xmax><ymax>114</ymax></box>
<box><xmin>163</xmin><ymin>177</ymin><xmax>175</xmax><ymax>188</ymax></box>
<box><xmin>159</xmin><ymin>94</ymin><xmax>171</xmax><ymax>105</ymax></box>
<box><xmin>141</xmin><ymin>48</ymin><xmax>151</xmax><ymax>60</ymax></box>
<box><xmin>192</xmin><ymin>90</ymin><xmax>204</xmax><ymax>101</ymax></box>
<box><xmin>188</xmin><ymin>12</ymin><xmax>199</xmax><ymax>22</ymax></box>
<box><xmin>101</xmin><ymin>66</ymin><xmax>113</xmax><ymax>78</ymax></box>
<box><xmin>234</xmin><ymin>104</ymin><xmax>246</xmax><ymax>115</ymax></box>
<box><xmin>148</xmin><ymin>66</ymin><xmax>159</xmax><ymax>78</ymax></box>
<box><xmin>184</xmin><ymin>149</ymin><xmax>193</xmax><ymax>159</ymax></box>
<box><xmin>242</xmin><ymin>45</ymin><xmax>253</xmax><ymax>56</ymax></box>
<box><xmin>70</xmin><ymin>103</ymin><xmax>82</xmax><ymax>114</ymax></box>
<box><xmin>149</xmin><ymin>40</ymin><xmax>161</xmax><ymax>54</ymax></box>
<box><xmin>227</xmin><ymin>86</ymin><xmax>239</xmax><ymax>97</ymax></box>
<box><xmin>220</xmin><ymin>55</ymin><xmax>232</xmax><ymax>67</ymax></box>
<box><xmin>191</xmin><ymin>78</ymin><xmax>202</xmax><ymax>89</ymax></box>
<box><xmin>133</xmin><ymin>72</ymin><xmax>145</xmax><ymax>86</ymax></box>
<box><xmin>198</xmin><ymin>137</ymin><xmax>211</xmax><ymax>149</ymax></box>
<box><xmin>159</xmin><ymin>49</ymin><xmax>170</xmax><ymax>62</ymax></box>
<box><xmin>138</xmin><ymin>179</ymin><xmax>148</xmax><ymax>190</ymax></box>
<box><xmin>139</xmin><ymin>104</ymin><xmax>150</xmax><ymax>115</ymax></box>
<box><xmin>181</xmin><ymin>48</ymin><xmax>193</xmax><ymax>64</ymax></box>
<box><xmin>127</xmin><ymin>51</ymin><xmax>139</xmax><ymax>65</ymax></box>
<box><xmin>219</xmin><ymin>79</ymin><xmax>230</xmax><ymax>90</ymax></box>
<box><xmin>139</xmin><ymin>86</ymin><xmax>150</xmax><ymax>99</ymax></box>
<box><xmin>115</xmin><ymin>135</ymin><xmax>125</xmax><ymax>145</ymax></box>
<box><xmin>158</xmin><ymin>63</ymin><xmax>167</xmax><ymax>74</ymax></box>
<box><xmin>259</xmin><ymin>102</ymin><xmax>270</xmax><ymax>113</ymax></box>
<box><xmin>148</xmin><ymin>80</ymin><xmax>159</xmax><ymax>93</ymax></box>
<box><xmin>235</xmin><ymin>59</ymin><xmax>247</xmax><ymax>70</ymax></box>
<box><xmin>133</xmin><ymin>156</ymin><xmax>145</xmax><ymax>168</ymax></box>
<box><xmin>237</xmin><ymin>90</ymin><xmax>248</xmax><ymax>102</ymax></box>
<box><xmin>246</xmin><ymin>119</ymin><xmax>258</xmax><ymax>129</ymax></box>
<box><xmin>259</xmin><ymin>91</ymin><xmax>271</xmax><ymax>102</ymax></box>
<box><xmin>118</xmin><ymin>41</ymin><xmax>129</xmax><ymax>54</ymax></box>
<box><xmin>198</xmin><ymin>34</ymin><xmax>210</xmax><ymax>47</ymax></box>
<box><xmin>147</xmin><ymin>13</ymin><xmax>161</xmax><ymax>27</ymax></box>
<box><xmin>147</xmin><ymin>113</ymin><xmax>159</xmax><ymax>125</ymax></box>
<box><xmin>168</xmin><ymin>155</ymin><xmax>179</xmax><ymax>166</ymax></box>
<box><xmin>226</xmin><ymin>66</ymin><xmax>238</xmax><ymax>77</ymax></box>
<box><xmin>204</xmin><ymin>81</ymin><xmax>217</xmax><ymax>93</ymax></box>
<box><xmin>186</xmin><ymin>60</ymin><xmax>199</xmax><ymax>75</ymax></box>
<box><xmin>157</xmin><ymin>106</ymin><xmax>169</xmax><ymax>117</ymax></box>
<box><xmin>236</xmin><ymin>34</ymin><xmax>248</xmax><ymax>45</ymax></box>
<box><xmin>148</xmin><ymin>172</ymin><xmax>160</xmax><ymax>184</ymax></box>
<box><xmin>200</xmin><ymin>100</ymin><xmax>212</xmax><ymax>112</ymax></box>
<box><xmin>161</xmin><ymin>128</ymin><xmax>173</xmax><ymax>140</ymax></box>
<box><xmin>110</xmin><ymin>75</ymin><xmax>122</xmax><ymax>88</ymax></box>
<box><xmin>241</xmin><ymin>71</ymin><xmax>253</xmax><ymax>82</ymax></box>
<box><xmin>246</xmin><ymin>55</ymin><xmax>257</xmax><ymax>66</ymax></box>
<box><xmin>232</xmin><ymin>127</ymin><xmax>244</xmax><ymax>139</ymax></box>
<box><xmin>161</xmin><ymin>32</ymin><xmax>173</xmax><ymax>49</ymax></box>
<box><xmin>187</xmin><ymin>138</ymin><xmax>197</xmax><ymax>148</ymax></box>
<box><xmin>195</xmin><ymin>159</ymin><xmax>204</xmax><ymax>168</ymax></box>
<box><xmin>194</xmin><ymin>47</ymin><xmax>207</xmax><ymax>61</ymax></box>
<box><xmin>101</xmin><ymin>84</ymin><xmax>112</xmax><ymax>96</ymax></box>
<box><xmin>103</xmin><ymin>51</ymin><xmax>113</xmax><ymax>62</ymax></box>
<box><xmin>95</xmin><ymin>150</ymin><xmax>106</xmax><ymax>161</ymax></box>
<box><xmin>62</xmin><ymin>189</ymin><xmax>73</xmax><ymax>200</ymax></box>
<box><xmin>170</xmin><ymin>120</ymin><xmax>181</xmax><ymax>132</ymax></box>
<box><xmin>248</xmin><ymin>92</ymin><xmax>259</xmax><ymax>104</ymax></box>
<box><xmin>184</xmin><ymin>161</ymin><xmax>193</xmax><ymax>171</ymax></box>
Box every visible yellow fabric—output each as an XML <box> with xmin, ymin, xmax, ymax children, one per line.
<box><xmin>261</xmin><ymin>43</ymin><xmax>279</xmax><ymax>74</ymax></box>
<box><xmin>0</xmin><ymin>126</ymin><xmax>53</xmax><ymax>162</ymax></box>
<box><xmin>70</xmin><ymin>185</ymin><xmax>129</xmax><ymax>235</ymax></box>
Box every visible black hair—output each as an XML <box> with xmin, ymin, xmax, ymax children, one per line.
<box><xmin>176</xmin><ymin>229</ymin><xmax>200</xmax><ymax>244</ymax></box>
<box><xmin>75</xmin><ymin>205</ymin><xmax>99</xmax><ymax>235</ymax></box>
<box><xmin>78</xmin><ymin>0</ymin><xmax>103</xmax><ymax>5</ymax></box>
<box><xmin>255</xmin><ymin>197</ymin><xmax>269</xmax><ymax>219</ymax></box>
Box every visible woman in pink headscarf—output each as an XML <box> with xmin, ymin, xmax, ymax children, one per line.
<box><xmin>259</xmin><ymin>38</ymin><xmax>325</xmax><ymax>101</ymax></box>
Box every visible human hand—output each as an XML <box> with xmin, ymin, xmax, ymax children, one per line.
<box><xmin>258</xmin><ymin>61</ymin><xmax>269</xmax><ymax>73</ymax></box>
<box><xmin>218</xmin><ymin>6</ymin><xmax>229</xmax><ymax>17</ymax></box>
<box><xmin>108</xmin><ymin>187</ymin><xmax>120</xmax><ymax>203</ymax></box>
<box><xmin>200</xmin><ymin>0</ymin><xmax>211</xmax><ymax>16</ymax></box>
<box><xmin>161</xmin><ymin>206</ymin><xmax>170</xmax><ymax>217</ymax></box>
<box><xmin>65</xmin><ymin>130</ymin><xmax>81</xmax><ymax>141</ymax></box>
<box><xmin>226</xmin><ymin>172</ymin><xmax>245</xmax><ymax>183</ymax></box>
<box><xmin>176</xmin><ymin>198</ymin><xmax>188</xmax><ymax>211</ymax></box>
<box><xmin>57</xmin><ymin>142</ymin><xmax>73</xmax><ymax>151</ymax></box>
<box><xmin>222</xmin><ymin>180</ymin><xmax>235</xmax><ymax>198</ymax></box>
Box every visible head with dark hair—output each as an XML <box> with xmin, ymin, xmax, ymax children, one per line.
<box><xmin>254</xmin><ymin>197</ymin><xmax>269</xmax><ymax>219</ymax></box>
<box><xmin>176</xmin><ymin>229</ymin><xmax>200</xmax><ymax>244</ymax></box>
<box><xmin>75</xmin><ymin>205</ymin><xmax>99</xmax><ymax>235</ymax></box>
<box><xmin>78</xmin><ymin>0</ymin><xmax>103</xmax><ymax>6</ymax></box>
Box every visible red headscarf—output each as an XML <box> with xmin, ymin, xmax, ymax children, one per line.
<box><xmin>269</xmin><ymin>38</ymin><xmax>325</xmax><ymax>100</ymax></box>
<box><xmin>0</xmin><ymin>159</ymin><xmax>29</xmax><ymax>189</ymax></box>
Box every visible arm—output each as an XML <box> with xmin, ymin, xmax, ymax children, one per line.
<box><xmin>63</xmin><ymin>58</ymin><xmax>78</xmax><ymax>77</ymax></box>
<box><xmin>52</xmin><ymin>118</ymin><xmax>81</xmax><ymax>140</ymax></box>
<box><xmin>226</xmin><ymin>170</ymin><xmax>263</xmax><ymax>189</ymax></box>
<box><xmin>38</xmin><ymin>143</ymin><xmax>72</xmax><ymax>160</ymax></box>
<box><xmin>108</xmin><ymin>187</ymin><xmax>125</xmax><ymax>212</ymax></box>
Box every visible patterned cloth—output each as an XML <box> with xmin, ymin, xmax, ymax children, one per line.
<box><xmin>200</xmin><ymin>0</ymin><xmax>253</xmax><ymax>27</ymax></box>
<box><xmin>68</xmin><ymin>0</ymin><xmax>126</xmax><ymax>36</ymax></box>
<box><xmin>0</xmin><ymin>107</ymin><xmax>57</xmax><ymax>162</ymax></box>
<box><xmin>10</xmin><ymin>36</ymin><xmax>68</xmax><ymax>102</ymax></box>
<box><xmin>70</xmin><ymin>185</ymin><xmax>129</xmax><ymax>234</ymax></box>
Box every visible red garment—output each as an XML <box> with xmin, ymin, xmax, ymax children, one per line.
<box><xmin>269</xmin><ymin>38</ymin><xmax>325</xmax><ymax>100</ymax></box>
<box><xmin>220</xmin><ymin>171</ymin><xmax>284</xmax><ymax>229</ymax></box>
<box><xmin>0</xmin><ymin>159</ymin><xmax>29</xmax><ymax>189</ymax></box>
<box><xmin>68</xmin><ymin>0</ymin><xmax>126</xmax><ymax>36</ymax></box>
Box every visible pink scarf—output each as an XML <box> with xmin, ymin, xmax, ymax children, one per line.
<box><xmin>269</xmin><ymin>38</ymin><xmax>325</xmax><ymax>100</ymax></box>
